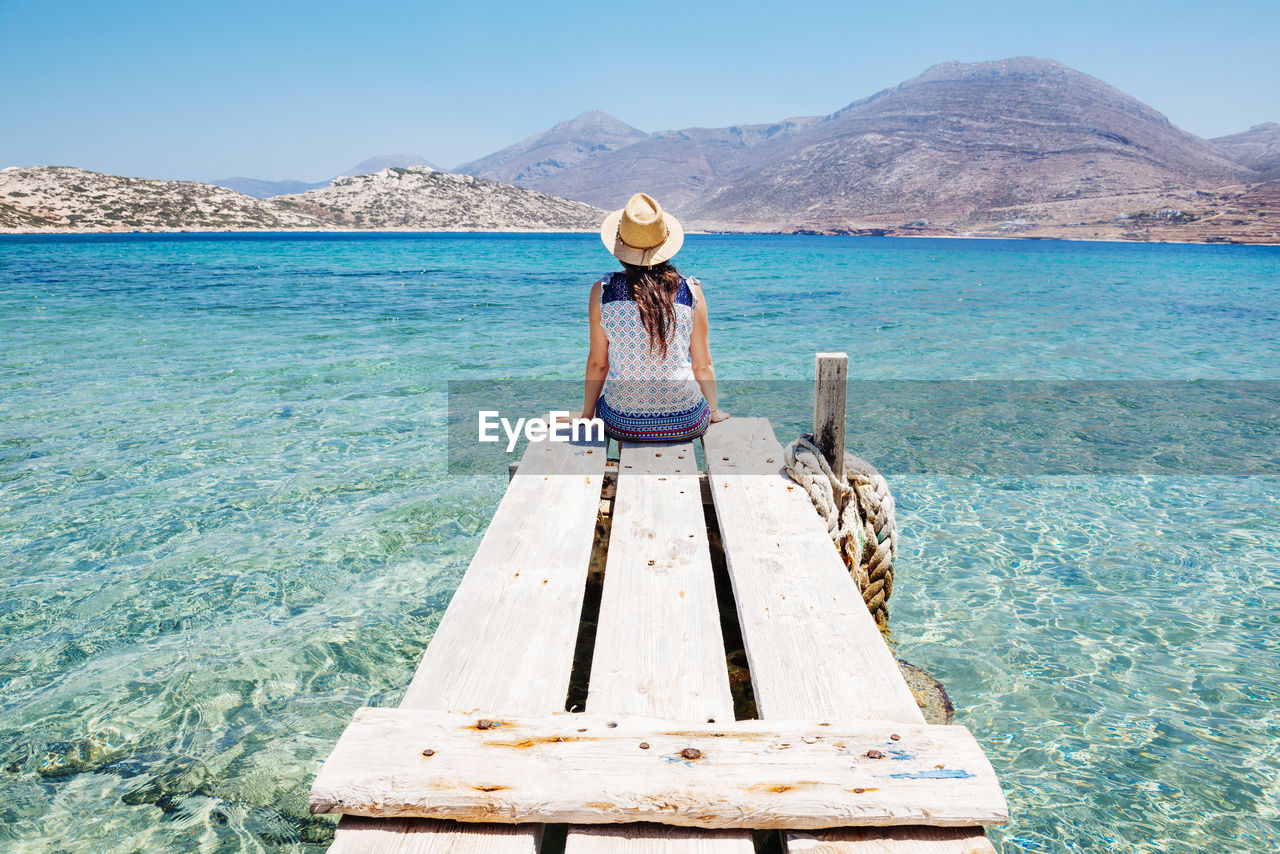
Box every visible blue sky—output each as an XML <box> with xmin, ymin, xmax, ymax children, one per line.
<box><xmin>1</xmin><ymin>0</ymin><xmax>1277</xmax><ymax>182</ymax></box>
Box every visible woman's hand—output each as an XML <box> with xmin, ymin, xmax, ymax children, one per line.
<box><xmin>551</xmin><ymin>410</ymin><xmax>595</xmax><ymax>426</ymax></box>
<box><xmin>709</xmin><ymin>408</ymin><xmax>731</xmax><ymax>423</ymax></box>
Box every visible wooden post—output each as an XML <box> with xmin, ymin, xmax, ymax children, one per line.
<box><xmin>814</xmin><ymin>352</ymin><xmax>848</xmax><ymax>482</ymax></box>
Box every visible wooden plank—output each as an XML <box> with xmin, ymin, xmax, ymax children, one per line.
<box><xmin>814</xmin><ymin>352</ymin><xmax>849</xmax><ymax>481</ymax></box>
<box><xmin>703</xmin><ymin>417</ymin><xmax>995</xmax><ymax>854</ymax></box>
<box><xmin>398</xmin><ymin>435</ymin><xmax>607</xmax><ymax>712</ymax></box>
<box><xmin>582</xmin><ymin>441</ymin><xmax>733</xmax><ymax>720</ymax></box>
<box><xmin>786</xmin><ymin>828</ymin><xmax>998</xmax><ymax>854</ymax></box>
<box><xmin>311</xmin><ymin>710</ymin><xmax>1009</xmax><ymax>829</ymax></box>
<box><xmin>565</xmin><ymin>441</ymin><xmax>754</xmax><ymax>853</ymax></box>
<box><xmin>330</xmin><ymin>818</ymin><xmax>538</xmax><ymax>854</ymax></box>
<box><xmin>566</xmin><ymin>824</ymin><xmax>750</xmax><ymax>854</ymax></box>
<box><xmin>326</xmin><ymin>434</ymin><xmax>607</xmax><ymax>853</ymax></box>
<box><xmin>704</xmin><ymin>417</ymin><xmax>920</xmax><ymax>721</ymax></box>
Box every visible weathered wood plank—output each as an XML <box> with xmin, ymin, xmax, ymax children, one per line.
<box><xmin>399</xmin><ymin>435</ymin><xmax>607</xmax><ymax>713</ymax></box>
<box><xmin>326</xmin><ymin>434</ymin><xmax>606</xmax><ymax>853</ymax></box>
<box><xmin>814</xmin><ymin>352</ymin><xmax>849</xmax><ymax>482</ymax></box>
<box><xmin>582</xmin><ymin>441</ymin><xmax>734</xmax><ymax>720</ymax></box>
<box><xmin>311</xmin><ymin>710</ymin><xmax>1009</xmax><ymax>828</ymax></box>
<box><xmin>702</xmin><ymin>417</ymin><xmax>996</xmax><ymax>853</ymax></box>
<box><xmin>330</xmin><ymin>818</ymin><xmax>541</xmax><ymax>854</ymax></box>
<box><xmin>786</xmin><ymin>828</ymin><xmax>998</xmax><ymax>854</ymax></box>
<box><xmin>703</xmin><ymin>417</ymin><xmax>920</xmax><ymax>721</ymax></box>
<box><xmin>565</xmin><ymin>440</ymin><xmax>754</xmax><ymax>852</ymax></box>
<box><xmin>566</xmin><ymin>824</ymin><xmax>750</xmax><ymax>853</ymax></box>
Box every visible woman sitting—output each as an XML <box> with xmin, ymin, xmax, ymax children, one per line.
<box><xmin>569</xmin><ymin>192</ymin><xmax>729</xmax><ymax>441</ymax></box>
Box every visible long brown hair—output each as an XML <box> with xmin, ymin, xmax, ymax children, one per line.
<box><xmin>622</xmin><ymin>261</ymin><xmax>683</xmax><ymax>358</ymax></box>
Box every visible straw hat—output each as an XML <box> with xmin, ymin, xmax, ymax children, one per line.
<box><xmin>600</xmin><ymin>192</ymin><xmax>684</xmax><ymax>266</ymax></box>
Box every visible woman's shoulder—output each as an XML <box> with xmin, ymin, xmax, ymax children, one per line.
<box><xmin>599</xmin><ymin>270</ymin><xmax>629</xmax><ymax>303</ymax></box>
<box><xmin>680</xmin><ymin>274</ymin><xmax>704</xmax><ymax>307</ymax></box>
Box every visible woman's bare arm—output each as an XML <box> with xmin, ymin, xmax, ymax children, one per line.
<box><xmin>690</xmin><ymin>283</ymin><xmax>729</xmax><ymax>421</ymax></box>
<box><xmin>579</xmin><ymin>279</ymin><xmax>610</xmax><ymax>418</ymax></box>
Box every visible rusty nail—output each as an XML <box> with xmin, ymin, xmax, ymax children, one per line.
<box><xmin>935</xmin><ymin>764</ymin><xmax>945</xmax><ymax>769</ymax></box>
<box><xmin>422</xmin><ymin>749</ymin><xmax>435</xmax><ymax>757</ymax></box>
<box><xmin>681</xmin><ymin>748</ymin><xmax>702</xmax><ymax>760</ymax></box>
<box><xmin>607</xmin><ymin>721</ymin><xmax>618</xmax><ymax>728</ymax></box>
<box><xmin>890</xmin><ymin>733</ymin><xmax>901</xmax><ymax>741</ymax></box>
<box><xmin>639</xmin><ymin>742</ymin><xmax>650</xmax><ymax>750</ymax></box>
<box><xmin>853</xmin><ymin>787</ymin><xmax>865</xmax><ymax>793</ymax></box>
<box><xmin>866</xmin><ymin>749</ymin><xmax>884</xmax><ymax>759</ymax></box>
<box><xmin>554</xmin><ymin>736</ymin><xmax>565</xmax><ymax>743</ymax></box>
<box><xmin>477</xmin><ymin>719</ymin><xmax>494</xmax><ymax>730</ymax></box>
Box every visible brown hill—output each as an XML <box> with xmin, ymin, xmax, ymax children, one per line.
<box><xmin>689</xmin><ymin>58</ymin><xmax>1254</xmax><ymax>228</ymax></box>
<box><xmin>463</xmin><ymin>58</ymin><xmax>1256</xmax><ymax>231</ymax></box>
<box><xmin>522</xmin><ymin>117</ymin><xmax>823</xmax><ymax>213</ymax></box>
<box><xmin>1211</xmin><ymin>122</ymin><xmax>1280</xmax><ymax>178</ymax></box>
<box><xmin>454</xmin><ymin>110</ymin><xmax>650</xmax><ymax>187</ymax></box>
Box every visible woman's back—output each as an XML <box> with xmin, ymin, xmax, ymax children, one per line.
<box><xmin>598</xmin><ymin>270</ymin><xmax>703</xmax><ymax>416</ymax></box>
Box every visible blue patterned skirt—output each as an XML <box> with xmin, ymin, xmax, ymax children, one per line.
<box><xmin>595</xmin><ymin>396</ymin><xmax>711</xmax><ymax>442</ymax></box>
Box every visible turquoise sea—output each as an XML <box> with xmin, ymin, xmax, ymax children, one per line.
<box><xmin>1</xmin><ymin>233</ymin><xmax>1278</xmax><ymax>853</ymax></box>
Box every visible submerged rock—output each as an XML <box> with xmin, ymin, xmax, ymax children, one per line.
<box><xmin>897</xmin><ymin>658</ymin><xmax>956</xmax><ymax>725</ymax></box>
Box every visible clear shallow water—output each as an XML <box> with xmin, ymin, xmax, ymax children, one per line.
<box><xmin>1</xmin><ymin>233</ymin><xmax>1278</xmax><ymax>852</ymax></box>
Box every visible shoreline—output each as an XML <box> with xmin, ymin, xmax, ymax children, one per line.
<box><xmin>1</xmin><ymin>227</ymin><xmax>1277</xmax><ymax>248</ymax></box>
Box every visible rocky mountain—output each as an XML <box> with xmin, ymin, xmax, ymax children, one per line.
<box><xmin>268</xmin><ymin>167</ymin><xmax>604</xmax><ymax>230</ymax></box>
<box><xmin>213</xmin><ymin>153</ymin><xmax>440</xmax><ymax>198</ymax></box>
<box><xmin>1211</xmin><ymin>122</ymin><xmax>1280</xmax><ymax>178</ymax></box>
<box><xmin>518</xmin><ymin>117</ymin><xmax>824</xmax><ymax>213</ymax></box>
<box><xmin>6</xmin><ymin>60</ymin><xmax>1275</xmax><ymax>242</ymax></box>
<box><xmin>0</xmin><ymin>165</ymin><xmax>604</xmax><ymax>232</ymax></box>
<box><xmin>0</xmin><ymin>166</ymin><xmax>328</xmax><ymax>231</ymax></box>
<box><xmin>455</xmin><ymin>110</ymin><xmax>650</xmax><ymax>187</ymax></box>
<box><xmin>687</xmin><ymin>58</ymin><xmax>1253</xmax><ymax>228</ymax></box>
<box><xmin>462</xmin><ymin>58</ymin><xmax>1258</xmax><ymax>232</ymax></box>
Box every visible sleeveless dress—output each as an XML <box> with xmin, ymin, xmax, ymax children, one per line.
<box><xmin>595</xmin><ymin>271</ymin><xmax>711</xmax><ymax>441</ymax></box>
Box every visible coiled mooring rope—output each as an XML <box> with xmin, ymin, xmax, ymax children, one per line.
<box><xmin>784</xmin><ymin>434</ymin><xmax>897</xmax><ymax>631</ymax></box>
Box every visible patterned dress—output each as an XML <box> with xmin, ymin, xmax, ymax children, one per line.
<box><xmin>595</xmin><ymin>271</ymin><xmax>711</xmax><ymax>441</ymax></box>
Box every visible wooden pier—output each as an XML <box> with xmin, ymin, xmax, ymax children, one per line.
<box><xmin>311</xmin><ymin>355</ymin><xmax>1005</xmax><ymax>853</ymax></box>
